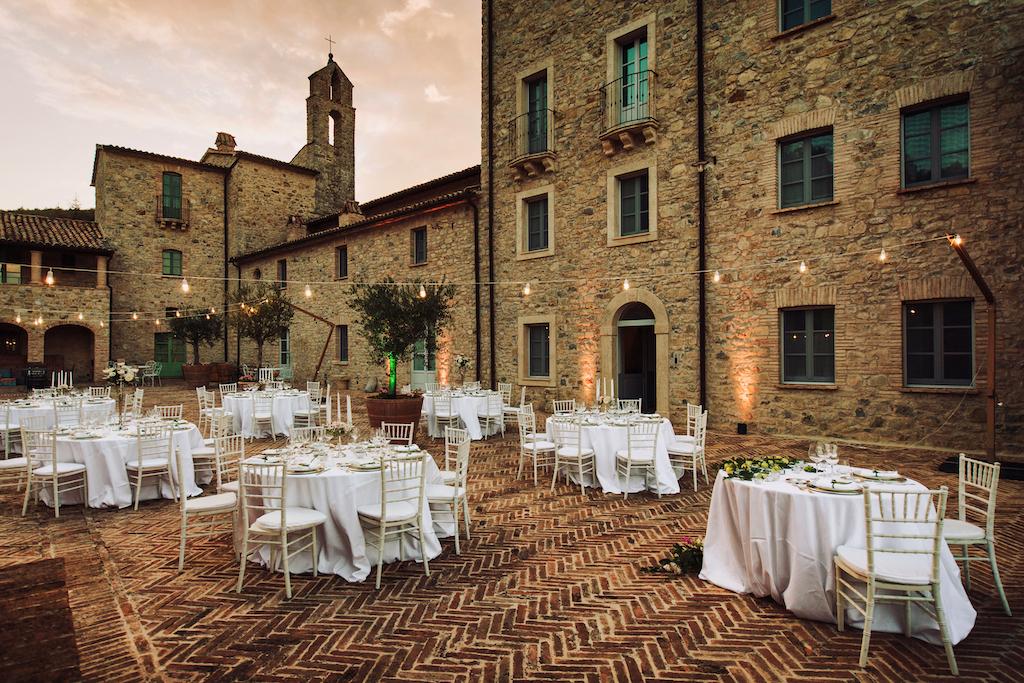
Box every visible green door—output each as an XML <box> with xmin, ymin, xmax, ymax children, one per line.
<box><xmin>526</xmin><ymin>74</ymin><xmax>548</xmax><ymax>154</ymax></box>
<box><xmin>154</xmin><ymin>332</ymin><xmax>185</xmax><ymax>378</ymax></box>
<box><xmin>410</xmin><ymin>339</ymin><xmax>436</xmax><ymax>391</ymax></box>
<box><xmin>619</xmin><ymin>36</ymin><xmax>649</xmax><ymax>124</ymax></box>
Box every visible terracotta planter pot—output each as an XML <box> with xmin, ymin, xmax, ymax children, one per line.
<box><xmin>365</xmin><ymin>395</ymin><xmax>423</xmax><ymax>437</ymax></box>
<box><xmin>181</xmin><ymin>364</ymin><xmax>209</xmax><ymax>387</ymax></box>
<box><xmin>212</xmin><ymin>362</ymin><xmax>236</xmax><ymax>384</ymax></box>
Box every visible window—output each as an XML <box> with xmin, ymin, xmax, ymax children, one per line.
<box><xmin>780</xmin><ymin>0</ymin><xmax>831</xmax><ymax>31</ymax></box>
<box><xmin>617</xmin><ymin>33</ymin><xmax>649</xmax><ymax>124</ymax></box>
<box><xmin>525</xmin><ymin>73</ymin><xmax>548</xmax><ymax>154</ymax></box>
<box><xmin>161</xmin><ymin>172</ymin><xmax>182</xmax><ymax>220</ymax></box>
<box><xmin>412</xmin><ymin>227</ymin><xmax>427</xmax><ymax>265</ymax></box>
<box><xmin>526</xmin><ymin>323</ymin><xmax>550</xmax><ymax>378</ymax></box>
<box><xmin>276</xmin><ymin>259</ymin><xmax>287</xmax><ymax>288</ymax></box>
<box><xmin>525</xmin><ymin>196</ymin><xmax>549</xmax><ymax>252</ymax></box>
<box><xmin>337</xmin><ymin>324</ymin><xmax>349</xmax><ymax>362</ymax></box>
<box><xmin>336</xmin><ymin>245</ymin><xmax>348</xmax><ymax>279</ymax></box>
<box><xmin>904</xmin><ymin>300</ymin><xmax>973</xmax><ymax>386</ymax></box>
<box><xmin>279</xmin><ymin>327</ymin><xmax>291</xmax><ymax>367</ymax></box>
<box><xmin>0</xmin><ymin>263</ymin><xmax>21</xmax><ymax>285</ymax></box>
<box><xmin>779</xmin><ymin>131</ymin><xmax>833</xmax><ymax>208</ymax></box>
<box><xmin>162</xmin><ymin>249</ymin><xmax>182</xmax><ymax>276</ymax></box>
<box><xmin>253</xmin><ymin>268</ymin><xmax>262</xmax><ymax>281</ymax></box>
<box><xmin>781</xmin><ymin>307</ymin><xmax>835</xmax><ymax>383</ymax></box>
<box><xmin>902</xmin><ymin>100</ymin><xmax>969</xmax><ymax>187</ymax></box>
<box><xmin>619</xmin><ymin>172</ymin><xmax>649</xmax><ymax>236</ymax></box>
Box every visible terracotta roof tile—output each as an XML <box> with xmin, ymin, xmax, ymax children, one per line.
<box><xmin>0</xmin><ymin>212</ymin><xmax>113</xmax><ymax>253</ymax></box>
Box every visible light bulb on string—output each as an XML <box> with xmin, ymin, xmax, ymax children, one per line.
<box><xmin>44</xmin><ymin>269</ymin><xmax>55</xmax><ymax>286</ymax></box>
<box><xmin>77</xmin><ymin>312</ymin><xmax>84</xmax><ymax>321</ymax></box>
<box><xmin>304</xmin><ymin>283</ymin><xmax>312</xmax><ymax>298</ymax></box>
<box><xmin>522</xmin><ymin>281</ymin><xmax>531</xmax><ymax>296</ymax></box>
<box><xmin>205</xmin><ymin>314</ymin><xmax>211</xmax><ymax>320</ymax></box>
<box><xmin>175</xmin><ymin>310</ymin><xmax>181</xmax><ymax>317</ymax></box>
<box><xmin>952</xmin><ymin>234</ymin><xmax>963</xmax><ymax>246</ymax></box>
<box><xmin>180</xmin><ymin>277</ymin><xmax>190</xmax><ymax>293</ymax></box>
<box><xmin>155</xmin><ymin>319</ymin><xmax>161</xmax><ymax>327</ymax></box>
<box><xmin>15</xmin><ymin>313</ymin><xmax>21</xmax><ymax>324</ymax></box>
<box><xmin>879</xmin><ymin>247</ymin><xmax>888</xmax><ymax>262</ymax></box>
<box><xmin>799</xmin><ymin>261</ymin><xmax>808</xmax><ymax>274</ymax></box>
<box><xmin>622</xmin><ymin>278</ymin><xmax>630</xmax><ymax>291</ymax></box>
<box><xmin>419</xmin><ymin>284</ymin><xmax>427</xmax><ymax>298</ymax></box>
<box><xmin>713</xmin><ymin>270</ymin><xmax>721</xmax><ymax>283</ymax></box>
<box><xmin>99</xmin><ymin>321</ymin><xmax>105</xmax><ymax>328</ymax></box>
<box><xmin>132</xmin><ymin>312</ymin><xmax>138</xmax><ymax>320</ymax></box>
<box><xmin>210</xmin><ymin>306</ymin><xmax>216</xmax><ymax>314</ymax></box>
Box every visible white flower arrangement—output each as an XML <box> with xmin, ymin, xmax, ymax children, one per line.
<box><xmin>103</xmin><ymin>362</ymin><xmax>137</xmax><ymax>385</ymax></box>
<box><xmin>453</xmin><ymin>354</ymin><xmax>471</xmax><ymax>372</ymax></box>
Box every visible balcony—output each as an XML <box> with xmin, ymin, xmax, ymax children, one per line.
<box><xmin>155</xmin><ymin>194</ymin><xmax>191</xmax><ymax>228</ymax></box>
<box><xmin>507</xmin><ymin>108</ymin><xmax>557</xmax><ymax>180</ymax></box>
<box><xmin>599</xmin><ymin>70</ymin><xmax>659</xmax><ymax>156</ymax></box>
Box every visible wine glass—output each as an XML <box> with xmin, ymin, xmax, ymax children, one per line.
<box><xmin>823</xmin><ymin>443</ymin><xmax>840</xmax><ymax>472</ymax></box>
<box><xmin>808</xmin><ymin>443</ymin><xmax>825</xmax><ymax>471</ymax></box>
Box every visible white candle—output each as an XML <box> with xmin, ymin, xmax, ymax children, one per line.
<box><xmin>596</xmin><ymin>378</ymin><xmax>601</xmax><ymax>402</ymax></box>
<box><xmin>346</xmin><ymin>394</ymin><xmax>353</xmax><ymax>427</ymax></box>
<box><xmin>610</xmin><ymin>378</ymin><xmax>615</xmax><ymax>399</ymax></box>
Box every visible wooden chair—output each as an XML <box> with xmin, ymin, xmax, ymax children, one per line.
<box><xmin>944</xmin><ymin>454</ymin><xmax>1011</xmax><ymax>615</ymax></box>
<box><xmin>615</xmin><ymin>419</ymin><xmax>660</xmax><ymax>500</ymax></box>
<box><xmin>550</xmin><ymin>416</ymin><xmax>594</xmax><ymax>495</ymax></box>
<box><xmin>427</xmin><ymin>429</ymin><xmax>472</xmax><ymax>554</ymax></box>
<box><xmin>835</xmin><ymin>487</ymin><xmax>957</xmax><ymax>674</ymax></box>
<box><xmin>174</xmin><ymin>444</ymin><xmax>236</xmax><ymax>571</ymax></box>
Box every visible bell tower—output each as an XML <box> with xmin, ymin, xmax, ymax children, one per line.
<box><xmin>291</xmin><ymin>53</ymin><xmax>355</xmax><ymax>215</ymax></box>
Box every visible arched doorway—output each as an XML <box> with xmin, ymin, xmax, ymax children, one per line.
<box><xmin>0</xmin><ymin>323</ymin><xmax>28</xmax><ymax>384</ymax></box>
<box><xmin>44</xmin><ymin>325</ymin><xmax>95</xmax><ymax>383</ymax></box>
<box><xmin>616</xmin><ymin>303</ymin><xmax>657</xmax><ymax>412</ymax></box>
<box><xmin>599</xmin><ymin>288</ymin><xmax>670</xmax><ymax>415</ymax></box>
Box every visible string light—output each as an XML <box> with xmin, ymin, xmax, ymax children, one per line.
<box><xmin>952</xmin><ymin>234</ymin><xmax>963</xmax><ymax>246</ymax></box>
<box><xmin>799</xmin><ymin>261</ymin><xmax>808</xmax><ymax>274</ymax></box>
<box><xmin>77</xmin><ymin>312</ymin><xmax>84</xmax><ymax>320</ymax></box>
<box><xmin>100</xmin><ymin>321</ymin><xmax>105</xmax><ymax>328</ymax></box>
<box><xmin>304</xmin><ymin>283</ymin><xmax>312</xmax><ymax>298</ymax></box>
<box><xmin>15</xmin><ymin>313</ymin><xmax>21</xmax><ymax>323</ymax></box>
<box><xmin>205</xmin><ymin>314</ymin><xmax>211</xmax><ymax>320</ymax></box>
<box><xmin>180</xmin><ymin>277</ymin><xmax>190</xmax><ymax>293</ymax></box>
<box><xmin>132</xmin><ymin>312</ymin><xmax>138</xmax><ymax>320</ymax></box>
<box><xmin>713</xmin><ymin>270</ymin><xmax>721</xmax><ymax>283</ymax></box>
<box><xmin>44</xmin><ymin>269</ymin><xmax>55</xmax><ymax>286</ymax></box>
<box><xmin>155</xmin><ymin>319</ymin><xmax>161</xmax><ymax>326</ymax></box>
<box><xmin>175</xmin><ymin>310</ymin><xmax>181</xmax><ymax>317</ymax></box>
<box><xmin>879</xmin><ymin>247</ymin><xmax>887</xmax><ymax>262</ymax></box>
<box><xmin>210</xmin><ymin>306</ymin><xmax>216</xmax><ymax>314</ymax></box>
<box><xmin>622</xmin><ymin>278</ymin><xmax>630</xmax><ymax>291</ymax></box>
<box><xmin>419</xmin><ymin>284</ymin><xmax>427</xmax><ymax>298</ymax></box>
<box><xmin>522</xmin><ymin>282</ymin><xmax>531</xmax><ymax>296</ymax></box>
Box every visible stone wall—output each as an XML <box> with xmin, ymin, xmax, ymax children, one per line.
<box><xmin>483</xmin><ymin>0</ymin><xmax>1024</xmax><ymax>452</ymax></box>
<box><xmin>226</xmin><ymin>159</ymin><xmax>317</xmax><ymax>256</ymax></box>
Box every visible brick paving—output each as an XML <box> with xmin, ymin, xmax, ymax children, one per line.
<box><xmin>0</xmin><ymin>384</ymin><xmax>1021</xmax><ymax>681</ymax></box>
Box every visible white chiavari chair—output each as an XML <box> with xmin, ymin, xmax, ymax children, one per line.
<box><xmin>552</xmin><ymin>399</ymin><xmax>576</xmax><ymax>415</ymax></box>
<box><xmin>251</xmin><ymin>394</ymin><xmax>274</xmax><ymax>441</ymax></box>
<box><xmin>503</xmin><ymin>386</ymin><xmax>527</xmax><ymax>429</ymax></box>
<box><xmin>381</xmin><ymin>422</ymin><xmax>414</xmax><ymax>445</ymax></box>
<box><xmin>497</xmin><ymin>382</ymin><xmax>512</xmax><ymax>404</ymax></box>
<box><xmin>32</xmin><ymin>388</ymin><xmax>55</xmax><ymax>399</ymax></box>
<box><xmin>126</xmin><ymin>424</ymin><xmax>174</xmax><ymax>511</ymax></box>
<box><xmin>674</xmin><ymin>403</ymin><xmax>703</xmax><ymax>445</ymax></box>
<box><xmin>424</xmin><ymin>382</ymin><xmax>440</xmax><ymax>393</ymax></box>
<box><xmin>196</xmin><ymin>387</ymin><xmax>215</xmax><ymax>435</ymax></box>
<box><xmin>615</xmin><ymin>419</ymin><xmax>660</xmax><ymax>500</ymax></box>
<box><xmin>427</xmin><ymin>429</ymin><xmax>472</xmax><ymax>554</ymax></box>
<box><xmin>88</xmin><ymin>386</ymin><xmax>111</xmax><ymax>399</ymax></box>
<box><xmin>265</xmin><ymin>380</ymin><xmax>285</xmax><ymax>391</ymax></box>
<box><xmin>550</xmin><ymin>415</ymin><xmax>595</xmax><ymax>495</ymax></box>
<box><xmin>667</xmin><ymin>411</ymin><xmax>709</xmax><ymax>491</ymax></box>
<box><xmin>477</xmin><ymin>392</ymin><xmax>504</xmax><ymax>439</ymax></box>
<box><xmin>318</xmin><ymin>384</ymin><xmax>332</xmax><ymax>426</ymax></box>
<box><xmin>306</xmin><ymin>381</ymin><xmax>321</xmax><ymax>395</ymax></box>
<box><xmin>432</xmin><ymin>392</ymin><xmax>461</xmax><ymax>439</ymax></box>
<box><xmin>439</xmin><ymin>427</ymin><xmax>468</xmax><ymax>485</ymax></box>
<box><xmin>53</xmin><ymin>400</ymin><xmax>82</xmax><ymax>429</ymax></box>
<box><xmin>617</xmin><ymin>398</ymin><xmax>641</xmax><ymax>414</ymax></box>
<box><xmin>944</xmin><ymin>454</ymin><xmax>1010</xmax><ymax>615</ymax></box>
<box><xmin>257</xmin><ymin>367</ymin><xmax>278</xmax><ymax>383</ymax></box>
<box><xmin>236</xmin><ymin>459</ymin><xmax>325</xmax><ymax>599</ymax></box>
<box><xmin>21</xmin><ymin>424</ymin><xmax>87</xmax><ymax>518</ymax></box>
<box><xmin>289</xmin><ymin>426</ymin><xmax>326</xmax><ymax>445</ymax></box>
<box><xmin>155</xmin><ymin>404</ymin><xmax>183</xmax><ymax>420</ymax></box>
<box><xmin>125</xmin><ymin>388</ymin><xmax>144</xmax><ymax>421</ymax></box>
<box><xmin>214</xmin><ymin>434</ymin><xmax>245</xmax><ymax>494</ymax></box>
<box><xmin>292</xmin><ymin>384</ymin><xmax>322</xmax><ymax>430</ymax></box>
<box><xmin>219</xmin><ymin>382</ymin><xmax>238</xmax><ymax>404</ymax></box>
<box><xmin>517</xmin><ymin>409</ymin><xmax>556</xmax><ymax>485</ymax></box>
<box><xmin>175</xmin><ymin>442</ymin><xmax>236</xmax><ymax>572</ymax></box>
<box><xmin>356</xmin><ymin>452</ymin><xmax>429</xmax><ymax>589</ymax></box>
<box><xmin>193</xmin><ymin>411</ymin><xmax>231</xmax><ymax>476</ymax></box>
<box><xmin>0</xmin><ymin>403</ymin><xmax>22</xmax><ymax>458</ymax></box>
<box><xmin>835</xmin><ymin>487</ymin><xmax>957</xmax><ymax>674</ymax></box>
<box><xmin>0</xmin><ymin>405</ymin><xmax>27</xmax><ymax>492</ymax></box>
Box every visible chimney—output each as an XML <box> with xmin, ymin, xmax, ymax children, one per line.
<box><xmin>286</xmin><ymin>215</ymin><xmax>306</xmax><ymax>242</ymax></box>
<box><xmin>337</xmin><ymin>200</ymin><xmax>363</xmax><ymax>226</ymax></box>
<box><xmin>214</xmin><ymin>132</ymin><xmax>237</xmax><ymax>152</ymax></box>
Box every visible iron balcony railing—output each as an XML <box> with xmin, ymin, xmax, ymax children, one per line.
<box><xmin>155</xmin><ymin>194</ymin><xmax>191</xmax><ymax>225</ymax></box>
<box><xmin>507</xmin><ymin>108</ymin><xmax>556</xmax><ymax>162</ymax></box>
<box><xmin>599</xmin><ymin>69</ymin><xmax>657</xmax><ymax>133</ymax></box>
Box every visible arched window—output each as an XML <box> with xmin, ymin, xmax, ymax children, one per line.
<box><xmin>162</xmin><ymin>249</ymin><xmax>182</xmax><ymax>276</ymax></box>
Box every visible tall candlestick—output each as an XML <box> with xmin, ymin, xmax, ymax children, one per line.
<box><xmin>346</xmin><ymin>394</ymin><xmax>353</xmax><ymax>427</ymax></box>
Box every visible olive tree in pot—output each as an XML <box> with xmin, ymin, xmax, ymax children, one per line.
<box><xmin>231</xmin><ymin>282</ymin><xmax>295</xmax><ymax>370</ymax></box>
<box><xmin>349</xmin><ymin>278</ymin><xmax>454</xmax><ymax>433</ymax></box>
<box><xmin>169</xmin><ymin>311</ymin><xmax>224</xmax><ymax>386</ymax></box>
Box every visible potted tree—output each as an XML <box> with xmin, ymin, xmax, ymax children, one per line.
<box><xmin>169</xmin><ymin>312</ymin><xmax>223</xmax><ymax>387</ymax></box>
<box><xmin>231</xmin><ymin>282</ymin><xmax>294</xmax><ymax>371</ymax></box>
<box><xmin>349</xmin><ymin>278</ymin><xmax>454</xmax><ymax>432</ymax></box>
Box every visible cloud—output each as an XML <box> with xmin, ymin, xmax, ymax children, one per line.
<box><xmin>423</xmin><ymin>84</ymin><xmax>451</xmax><ymax>104</ymax></box>
<box><xmin>379</xmin><ymin>0</ymin><xmax>431</xmax><ymax>37</ymax></box>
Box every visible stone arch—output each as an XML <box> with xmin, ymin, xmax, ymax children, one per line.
<box><xmin>599</xmin><ymin>288</ymin><xmax>670</xmax><ymax>415</ymax></box>
<box><xmin>0</xmin><ymin>323</ymin><xmax>29</xmax><ymax>382</ymax></box>
<box><xmin>43</xmin><ymin>324</ymin><xmax>96</xmax><ymax>382</ymax></box>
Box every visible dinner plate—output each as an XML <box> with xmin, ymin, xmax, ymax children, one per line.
<box><xmin>288</xmin><ymin>464</ymin><xmax>322</xmax><ymax>474</ymax></box>
<box><xmin>809</xmin><ymin>478</ymin><xmax>863</xmax><ymax>495</ymax></box>
<box><xmin>852</xmin><ymin>469</ymin><xmax>905</xmax><ymax>482</ymax></box>
<box><xmin>350</xmin><ymin>461</ymin><xmax>382</xmax><ymax>471</ymax></box>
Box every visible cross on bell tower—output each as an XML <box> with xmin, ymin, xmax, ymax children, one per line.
<box><xmin>325</xmin><ymin>34</ymin><xmax>335</xmax><ymax>58</ymax></box>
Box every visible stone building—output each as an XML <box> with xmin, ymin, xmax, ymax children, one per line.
<box><xmin>480</xmin><ymin>0</ymin><xmax>1024</xmax><ymax>452</ymax></box>
<box><xmin>0</xmin><ymin>211</ymin><xmax>112</xmax><ymax>382</ymax></box>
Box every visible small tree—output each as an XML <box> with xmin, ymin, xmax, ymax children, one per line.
<box><xmin>169</xmin><ymin>312</ymin><xmax>223</xmax><ymax>365</ymax></box>
<box><xmin>349</xmin><ymin>278</ymin><xmax>455</xmax><ymax>397</ymax></box>
<box><xmin>231</xmin><ymin>282</ymin><xmax>295</xmax><ymax>367</ymax></box>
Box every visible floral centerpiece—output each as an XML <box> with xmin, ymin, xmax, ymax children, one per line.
<box><xmin>642</xmin><ymin>536</ymin><xmax>704</xmax><ymax>575</ymax></box>
<box><xmin>102</xmin><ymin>362</ymin><xmax>138</xmax><ymax>426</ymax></box>
<box><xmin>453</xmin><ymin>354</ymin><xmax>471</xmax><ymax>384</ymax></box>
<box><xmin>720</xmin><ymin>455</ymin><xmax>797</xmax><ymax>481</ymax></box>
<box><xmin>325</xmin><ymin>421</ymin><xmax>353</xmax><ymax>445</ymax></box>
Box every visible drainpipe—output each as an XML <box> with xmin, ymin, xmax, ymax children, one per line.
<box><xmin>486</xmin><ymin>0</ymin><xmax>497</xmax><ymax>390</ymax></box>
<box><xmin>234</xmin><ymin>262</ymin><xmax>242</xmax><ymax>366</ymax></box>
<box><xmin>696</xmin><ymin>0</ymin><xmax>709</xmax><ymax>409</ymax></box>
<box><xmin>468</xmin><ymin>190</ymin><xmax>482</xmax><ymax>382</ymax></box>
<box><xmin>222</xmin><ymin>172</ymin><xmax>230</xmax><ymax>361</ymax></box>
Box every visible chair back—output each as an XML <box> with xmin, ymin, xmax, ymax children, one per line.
<box><xmin>127</xmin><ymin>388</ymin><xmax>144</xmax><ymax>419</ymax></box>
<box><xmin>306</xmin><ymin>380</ymin><xmax>321</xmax><ymax>394</ymax></box>
<box><xmin>54</xmin><ymin>400</ymin><xmax>82</xmax><ymax>428</ymax></box>
<box><xmin>153</xmin><ymin>362</ymin><xmax>163</xmax><ymax>377</ymax></box>
<box><xmin>517</xmin><ymin>409</ymin><xmax>539</xmax><ymax>445</ymax></box>
<box><xmin>215</xmin><ymin>434</ymin><xmax>244</xmax><ymax>491</ymax></box>
<box><xmin>519</xmin><ymin>386</ymin><xmax>527</xmax><ymax>407</ymax></box>
<box><xmin>240</xmin><ymin>459</ymin><xmax>288</xmax><ymax>525</ymax></box>
<box><xmin>444</xmin><ymin>426</ymin><xmax>469</xmax><ymax>471</ymax></box>
<box><xmin>219</xmin><ymin>383</ymin><xmax>238</xmax><ymax>401</ymax></box>
<box><xmin>484</xmin><ymin>392</ymin><xmax>502</xmax><ymax>417</ymax></box>
<box><xmin>381</xmin><ymin>422</ymin><xmax>414</xmax><ymax>445</ymax></box>
<box><xmin>155</xmin><ymin>405</ymin><xmax>183</xmax><ymax>420</ymax></box>
<box><xmin>497</xmin><ymin>382</ymin><xmax>512</xmax><ymax>404</ymax></box>
<box><xmin>693</xmin><ymin>411</ymin><xmax>708</xmax><ymax>451</ymax></box>
<box><xmin>958</xmin><ymin>453</ymin><xmax>1000</xmax><ymax>539</ymax></box>
<box><xmin>307</xmin><ymin>383</ymin><xmax>322</xmax><ymax>404</ymax></box>
<box><xmin>552</xmin><ymin>399</ymin><xmax>576</xmax><ymax>414</ymax></box>
<box><xmin>88</xmin><ymin>386</ymin><xmax>111</xmax><ymax>399</ymax></box>
<box><xmin>424</xmin><ymin>382</ymin><xmax>440</xmax><ymax>393</ymax></box>
<box><xmin>290</xmin><ymin>426</ymin><xmax>326</xmax><ymax>444</ymax></box>
<box><xmin>863</xmin><ymin>487</ymin><xmax>948</xmax><ymax>585</ymax></box>
<box><xmin>252</xmin><ymin>394</ymin><xmax>273</xmax><ymax>416</ymax></box>
<box><xmin>209</xmin><ymin>410</ymin><xmax>233</xmax><ymax>439</ymax></box>
<box><xmin>265</xmin><ymin>380</ymin><xmax>284</xmax><ymax>391</ymax></box>
<box><xmin>258</xmin><ymin>367</ymin><xmax>277</xmax><ymax>383</ymax></box>
<box><xmin>135</xmin><ymin>424</ymin><xmax>173</xmax><ymax>470</ymax></box>
<box><xmin>448</xmin><ymin>435</ymin><xmax>471</xmax><ymax>487</ymax></box>
<box><xmin>196</xmin><ymin>387</ymin><xmax>213</xmax><ymax>412</ymax></box>
<box><xmin>378</xmin><ymin>452</ymin><xmax>427</xmax><ymax>520</ymax></box>
<box><xmin>434</xmin><ymin>393</ymin><xmax>453</xmax><ymax>416</ymax></box>
<box><xmin>625</xmin><ymin>419</ymin><xmax>659</xmax><ymax>460</ymax></box>
<box><xmin>686</xmin><ymin>403</ymin><xmax>703</xmax><ymax>436</ymax></box>
<box><xmin>618</xmin><ymin>398</ymin><xmax>641</xmax><ymax>413</ymax></box>
<box><xmin>33</xmin><ymin>388</ymin><xmax>55</xmax><ymax>399</ymax></box>
<box><xmin>551</xmin><ymin>415</ymin><xmax>583</xmax><ymax>453</ymax></box>
<box><xmin>21</xmin><ymin>426</ymin><xmax>56</xmax><ymax>473</ymax></box>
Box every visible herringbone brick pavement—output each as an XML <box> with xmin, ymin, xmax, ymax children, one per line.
<box><xmin>0</xmin><ymin>384</ymin><xmax>1021</xmax><ymax>682</ymax></box>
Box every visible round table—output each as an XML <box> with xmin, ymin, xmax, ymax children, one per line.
<box><xmin>700</xmin><ymin>468</ymin><xmax>976</xmax><ymax>645</ymax></box>
<box><xmin>223</xmin><ymin>391</ymin><xmax>311</xmax><ymax>438</ymax></box>
<box><xmin>545</xmin><ymin>415</ymin><xmax>679</xmax><ymax>495</ymax></box>
<box><xmin>7</xmin><ymin>397</ymin><xmax>116</xmax><ymax>433</ymax></box>
<box><xmin>246</xmin><ymin>445</ymin><xmax>451</xmax><ymax>582</ymax></box>
<box><xmin>422</xmin><ymin>392</ymin><xmax>502</xmax><ymax>440</ymax></box>
<box><xmin>40</xmin><ymin>422</ymin><xmax>207</xmax><ymax>509</ymax></box>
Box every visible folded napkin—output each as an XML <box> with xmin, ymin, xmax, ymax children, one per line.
<box><xmin>815</xmin><ymin>477</ymin><xmax>860</xmax><ymax>491</ymax></box>
<box><xmin>852</xmin><ymin>467</ymin><xmax>901</xmax><ymax>480</ymax></box>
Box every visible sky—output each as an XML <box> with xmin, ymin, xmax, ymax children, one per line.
<box><xmin>0</xmin><ymin>0</ymin><xmax>481</xmax><ymax>210</ymax></box>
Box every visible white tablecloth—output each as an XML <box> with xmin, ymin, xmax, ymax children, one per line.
<box><xmin>40</xmin><ymin>423</ymin><xmax>208</xmax><ymax>509</ymax></box>
<box><xmin>8</xmin><ymin>398</ymin><xmax>116</xmax><ymax>435</ymax></box>
<box><xmin>223</xmin><ymin>391</ymin><xmax>311</xmax><ymax>438</ymax></box>
<box><xmin>422</xmin><ymin>393</ymin><xmax>502</xmax><ymax>440</ymax></box>
<box><xmin>544</xmin><ymin>416</ymin><xmax>679</xmax><ymax>495</ymax></box>
<box><xmin>700</xmin><ymin>469</ymin><xmax>976</xmax><ymax>645</ymax></box>
<box><xmin>250</xmin><ymin>455</ymin><xmax>451</xmax><ymax>582</ymax></box>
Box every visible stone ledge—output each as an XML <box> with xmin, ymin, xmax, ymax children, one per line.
<box><xmin>771</xmin><ymin>14</ymin><xmax>836</xmax><ymax>42</ymax></box>
<box><xmin>899</xmin><ymin>386</ymin><xmax>979</xmax><ymax>395</ymax></box>
<box><xmin>897</xmin><ymin>177</ymin><xmax>976</xmax><ymax>195</ymax></box>
<box><xmin>776</xmin><ymin>383</ymin><xmax>838</xmax><ymax>391</ymax></box>
<box><xmin>770</xmin><ymin>199</ymin><xmax>839</xmax><ymax>215</ymax></box>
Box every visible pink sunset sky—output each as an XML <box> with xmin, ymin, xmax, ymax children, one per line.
<box><xmin>0</xmin><ymin>0</ymin><xmax>481</xmax><ymax>210</ymax></box>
